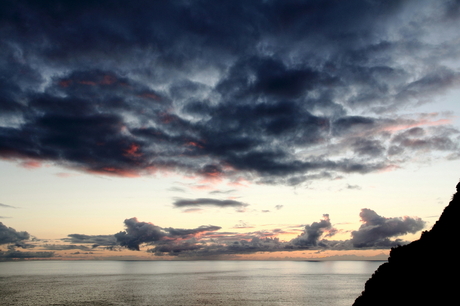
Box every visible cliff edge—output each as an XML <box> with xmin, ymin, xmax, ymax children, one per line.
<box><xmin>353</xmin><ymin>181</ymin><xmax>460</xmax><ymax>306</ymax></box>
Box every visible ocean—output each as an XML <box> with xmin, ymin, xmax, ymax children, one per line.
<box><xmin>0</xmin><ymin>260</ymin><xmax>383</xmax><ymax>306</ymax></box>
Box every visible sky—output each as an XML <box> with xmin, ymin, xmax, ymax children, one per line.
<box><xmin>0</xmin><ymin>0</ymin><xmax>459</xmax><ymax>261</ymax></box>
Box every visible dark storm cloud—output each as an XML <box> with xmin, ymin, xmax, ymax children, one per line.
<box><xmin>0</xmin><ymin>222</ymin><xmax>29</xmax><ymax>245</ymax></box>
<box><xmin>173</xmin><ymin>198</ymin><xmax>248</xmax><ymax>209</ymax></box>
<box><xmin>0</xmin><ymin>0</ymin><xmax>459</xmax><ymax>184</ymax></box>
<box><xmin>351</xmin><ymin>208</ymin><xmax>426</xmax><ymax>248</ymax></box>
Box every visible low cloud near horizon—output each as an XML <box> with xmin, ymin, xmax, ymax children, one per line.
<box><xmin>0</xmin><ymin>209</ymin><xmax>426</xmax><ymax>259</ymax></box>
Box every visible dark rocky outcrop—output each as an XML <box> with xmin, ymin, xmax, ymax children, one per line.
<box><xmin>353</xmin><ymin>181</ymin><xmax>460</xmax><ymax>306</ymax></box>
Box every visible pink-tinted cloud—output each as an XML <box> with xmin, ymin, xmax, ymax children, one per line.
<box><xmin>383</xmin><ymin>118</ymin><xmax>452</xmax><ymax>133</ymax></box>
<box><xmin>55</xmin><ymin>172</ymin><xmax>77</xmax><ymax>178</ymax></box>
<box><xmin>123</xmin><ymin>143</ymin><xmax>142</xmax><ymax>158</ymax></box>
<box><xmin>20</xmin><ymin>160</ymin><xmax>42</xmax><ymax>169</ymax></box>
<box><xmin>87</xmin><ymin>167</ymin><xmax>141</xmax><ymax>178</ymax></box>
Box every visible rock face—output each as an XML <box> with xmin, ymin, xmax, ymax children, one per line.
<box><xmin>353</xmin><ymin>182</ymin><xmax>460</xmax><ymax>306</ymax></box>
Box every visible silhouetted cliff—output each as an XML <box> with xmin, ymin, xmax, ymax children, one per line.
<box><xmin>353</xmin><ymin>182</ymin><xmax>460</xmax><ymax>306</ymax></box>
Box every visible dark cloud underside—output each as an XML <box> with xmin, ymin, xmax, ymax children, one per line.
<box><xmin>143</xmin><ymin>208</ymin><xmax>426</xmax><ymax>256</ymax></box>
<box><xmin>0</xmin><ymin>222</ymin><xmax>29</xmax><ymax>245</ymax></box>
<box><xmin>351</xmin><ymin>208</ymin><xmax>425</xmax><ymax>248</ymax></box>
<box><xmin>0</xmin><ymin>210</ymin><xmax>426</xmax><ymax>258</ymax></box>
<box><xmin>0</xmin><ymin>0</ymin><xmax>459</xmax><ymax>185</ymax></box>
<box><xmin>82</xmin><ymin>209</ymin><xmax>425</xmax><ymax>256</ymax></box>
<box><xmin>0</xmin><ymin>250</ymin><xmax>55</xmax><ymax>259</ymax></box>
<box><xmin>114</xmin><ymin>217</ymin><xmax>221</xmax><ymax>251</ymax></box>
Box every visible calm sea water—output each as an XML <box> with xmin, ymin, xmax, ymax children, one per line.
<box><xmin>0</xmin><ymin>260</ymin><xmax>383</xmax><ymax>306</ymax></box>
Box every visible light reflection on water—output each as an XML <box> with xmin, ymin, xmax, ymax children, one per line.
<box><xmin>0</xmin><ymin>260</ymin><xmax>383</xmax><ymax>306</ymax></box>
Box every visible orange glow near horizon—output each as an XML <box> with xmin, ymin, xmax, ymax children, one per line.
<box><xmin>19</xmin><ymin>247</ymin><xmax>390</xmax><ymax>261</ymax></box>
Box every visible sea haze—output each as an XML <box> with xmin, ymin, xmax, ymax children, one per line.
<box><xmin>0</xmin><ymin>260</ymin><xmax>383</xmax><ymax>306</ymax></box>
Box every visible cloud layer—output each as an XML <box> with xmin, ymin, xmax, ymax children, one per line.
<box><xmin>114</xmin><ymin>217</ymin><xmax>221</xmax><ymax>251</ymax></box>
<box><xmin>0</xmin><ymin>222</ymin><xmax>56</xmax><ymax>259</ymax></box>
<box><xmin>351</xmin><ymin>208</ymin><xmax>425</xmax><ymax>248</ymax></box>
<box><xmin>0</xmin><ymin>206</ymin><xmax>427</xmax><ymax>259</ymax></box>
<box><xmin>0</xmin><ymin>0</ymin><xmax>459</xmax><ymax>185</ymax></box>
<box><xmin>173</xmin><ymin>198</ymin><xmax>249</xmax><ymax>213</ymax></box>
<box><xmin>52</xmin><ymin>209</ymin><xmax>425</xmax><ymax>257</ymax></box>
<box><xmin>0</xmin><ymin>222</ymin><xmax>29</xmax><ymax>245</ymax></box>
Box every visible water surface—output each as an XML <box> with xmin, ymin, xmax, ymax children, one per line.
<box><xmin>0</xmin><ymin>260</ymin><xmax>383</xmax><ymax>306</ymax></box>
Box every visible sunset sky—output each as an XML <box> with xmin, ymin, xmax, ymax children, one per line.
<box><xmin>1</xmin><ymin>0</ymin><xmax>459</xmax><ymax>261</ymax></box>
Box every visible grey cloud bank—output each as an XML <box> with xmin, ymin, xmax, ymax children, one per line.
<box><xmin>0</xmin><ymin>222</ymin><xmax>29</xmax><ymax>245</ymax></box>
<box><xmin>64</xmin><ymin>209</ymin><xmax>426</xmax><ymax>257</ymax></box>
<box><xmin>0</xmin><ymin>207</ymin><xmax>427</xmax><ymax>258</ymax></box>
<box><xmin>173</xmin><ymin>198</ymin><xmax>249</xmax><ymax>209</ymax></box>
<box><xmin>114</xmin><ymin>217</ymin><xmax>222</xmax><ymax>251</ymax></box>
<box><xmin>351</xmin><ymin>208</ymin><xmax>425</xmax><ymax>248</ymax></box>
<box><xmin>0</xmin><ymin>0</ymin><xmax>459</xmax><ymax>186</ymax></box>
<box><xmin>0</xmin><ymin>222</ymin><xmax>55</xmax><ymax>259</ymax></box>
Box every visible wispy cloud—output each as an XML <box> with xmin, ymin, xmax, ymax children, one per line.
<box><xmin>233</xmin><ymin>220</ymin><xmax>255</xmax><ymax>229</ymax></box>
<box><xmin>346</xmin><ymin>184</ymin><xmax>362</xmax><ymax>190</ymax></box>
<box><xmin>167</xmin><ymin>187</ymin><xmax>187</xmax><ymax>193</ymax></box>
<box><xmin>173</xmin><ymin>198</ymin><xmax>249</xmax><ymax>209</ymax></box>
<box><xmin>209</xmin><ymin>189</ymin><xmax>237</xmax><ymax>195</ymax></box>
<box><xmin>0</xmin><ymin>203</ymin><xmax>17</xmax><ymax>209</ymax></box>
